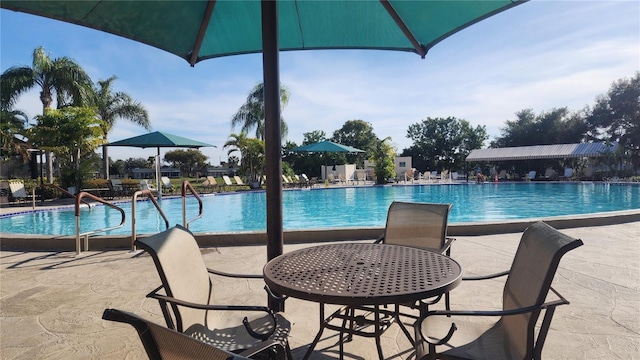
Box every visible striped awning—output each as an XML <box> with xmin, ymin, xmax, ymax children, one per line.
<box><xmin>466</xmin><ymin>142</ymin><xmax>619</xmax><ymax>162</ymax></box>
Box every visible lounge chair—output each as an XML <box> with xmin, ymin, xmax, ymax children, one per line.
<box><xmin>200</xmin><ymin>176</ymin><xmax>219</xmax><ymax>193</ymax></box>
<box><xmin>160</xmin><ymin>177</ymin><xmax>174</xmax><ymax>194</ymax></box>
<box><xmin>440</xmin><ymin>170</ymin><xmax>450</xmax><ymax>183</ymax></box>
<box><xmin>102</xmin><ymin>308</ymin><xmax>283</xmax><ymax>360</ymax></box>
<box><xmin>134</xmin><ymin>225</ymin><xmax>292</xmax><ymax>359</ymax></box>
<box><xmin>222</xmin><ymin>175</ymin><xmax>234</xmax><ymax>190</ymax></box>
<box><xmin>109</xmin><ymin>179</ymin><xmax>125</xmax><ymax>198</ymax></box>
<box><xmin>526</xmin><ymin>170</ymin><xmax>537</xmax><ymax>181</ymax></box>
<box><xmin>139</xmin><ymin>179</ymin><xmax>157</xmax><ymax>192</ymax></box>
<box><xmin>8</xmin><ymin>181</ymin><xmax>37</xmax><ymax>203</ymax></box>
<box><xmin>543</xmin><ymin>167</ymin><xmax>557</xmax><ymax>181</ymax></box>
<box><xmin>234</xmin><ymin>176</ymin><xmax>246</xmax><ymax>186</ymax></box>
<box><xmin>497</xmin><ymin>169</ymin><xmax>508</xmax><ymax>180</ymax></box>
<box><xmin>559</xmin><ymin>167</ymin><xmax>573</xmax><ymax>181</ymax></box>
<box><xmin>375</xmin><ymin>201</ymin><xmax>455</xmax><ymax>313</ymax></box>
<box><xmin>414</xmin><ymin>221</ymin><xmax>583</xmax><ymax>360</ymax></box>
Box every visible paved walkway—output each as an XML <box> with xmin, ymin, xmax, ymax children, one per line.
<box><xmin>1</xmin><ymin>222</ymin><xmax>639</xmax><ymax>359</ymax></box>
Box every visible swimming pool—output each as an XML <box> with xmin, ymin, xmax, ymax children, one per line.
<box><xmin>1</xmin><ymin>183</ymin><xmax>638</xmax><ymax>236</ymax></box>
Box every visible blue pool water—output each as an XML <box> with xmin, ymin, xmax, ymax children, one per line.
<box><xmin>1</xmin><ymin>183</ymin><xmax>638</xmax><ymax>236</ymax></box>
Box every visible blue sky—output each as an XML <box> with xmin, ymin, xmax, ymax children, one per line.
<box><xmin>1</xmin><ymin>1</ymin><xmax>638</xmax><ymax>166</ymax></box>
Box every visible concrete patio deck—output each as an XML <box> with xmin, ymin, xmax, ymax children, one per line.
<box><xmin>1</xmin><ymin>221</ymin><xmax>639</xmax><ymax>359</ymax></box>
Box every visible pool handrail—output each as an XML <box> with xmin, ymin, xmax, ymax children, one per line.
<box><xmin>131</xmin><ymin>189</ymin><xmax>170</xmax><ymax>252</ymax></box>
<box><xmin>44</xmin><ymin>183</ymin><xmax>93</xmax><ymax>209</ymax></box>
<box><xmin>181</xmin><ymin>180</ymin><xmax>204</xmax><ymax>229</ymax></box>
<box><xmin>75</xmin><ymin>192</ymin><xmax>126</xmax><ymax>255</ymax></box>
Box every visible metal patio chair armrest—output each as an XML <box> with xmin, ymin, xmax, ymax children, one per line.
<box><xmin>208</xmin><ymin>268</ymin><xmax>264</xmax><ymax>279</ymax></box>
<box><xmin>416</xmin><ymin>292</ymin><xmax>570</xmax><ymax>347</ymax></box>
<box><xmin>461</xmin><ymin>269</ymin><xmax>510</xmax><ymax>281</ymax></box>
<box><xmin>148</xmin><ymin>292</ymin><xmax>279</xmax><ymax>340</ymax></box>
<box><xmin>237</xmin><ymin>339</ymin><xmax>286</xmax><ymax>358</ymax></box>
<box><xmin>373</xmin><ymin>232</ymin><xmax>385</xmax><ymax>244</ymax></box>
<box><xmin>442</xmin><ymin>236</ymin><xmax>455</xmax><ymax>254</ymax></box>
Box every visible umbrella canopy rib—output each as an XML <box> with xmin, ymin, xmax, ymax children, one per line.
<box><xmin>189</xmin><ymin>0</ymin><xmax>216</xmax><ymax>66</ymax></box>
<box><xmin>379</xmin><ymin>0</ymin><xmax>427</xmax><ymax>58</ymax></box>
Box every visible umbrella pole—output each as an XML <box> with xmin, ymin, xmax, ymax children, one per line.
<box><xmin>156</xmin><ymin>148</ymin><xmax>161</xmax><ymax>200</ymax></box>
<box><xmin>262</xmin><ymin>0</ymin><xmax>284</xmax><ymax>312</ymax></box>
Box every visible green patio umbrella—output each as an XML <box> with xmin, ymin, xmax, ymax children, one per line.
<box><xmin>107</xmin><ymin>131</ymin><xmax>215</xmax><ymax>200</ymax></box>
<box><xmin>1</xmin><ymin>0</ymin><xmax>527</xmax><ymax>309</ymax></box>
<box><xmin>291</xmin><ymin>141</ymin><xmax>364</xmax><ymax>154</ymax></box>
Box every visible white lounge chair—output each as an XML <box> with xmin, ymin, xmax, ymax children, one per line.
<box><xmin>233</xmin><ymin>176</ymin><xmax>245</xmax><ymax>186</ymax></box>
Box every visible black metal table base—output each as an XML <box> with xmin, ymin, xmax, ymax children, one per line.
<box><xmin>303</xmin><ymin>303</ymin><xmax>415</xmax><ymax>360</ymax></box>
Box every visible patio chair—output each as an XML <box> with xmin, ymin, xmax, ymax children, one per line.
<box><xmin>134</xmin><ymin>225</ymin><xmax>292</xmax><ymax>359</ymax></box>
<box><xmin>8</xmin><ymin>181</ymin><xmax>37</xmax><ymax>203</ymax></box>
<box><xmin>375</xmin><ymin>201</ymin><xmax>455</xmax><ymax>313</ymax></box>
<box><xmin>160</xmin><ymin>177</ymin><xmax>174</xmax><ymax>194</ymax></box>
<box><xmin>102</xmin><ymin>308</ymin><xmax>284</xmax><ymax>360</ymax></box>
<box><xmin>414</xmin><ymin>221</ymin><xmax>583</xmax><ymax>360</ymax></box>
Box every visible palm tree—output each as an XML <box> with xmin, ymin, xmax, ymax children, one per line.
<box><xmin>0</xmin><ymin>109</ymin><xmax>30</xmax><ymax>162</ymax></box>
<box><xmin>223</xmin><ymin>133</ymin><xmax>265</xmax><ymax>187</ymax></box>
<box><xmin>91</xmin><ymin>76</ymin><xmax>151</xmax><ymax>178</ymax></box>
<box><xmin>231</xmin><ymin>83</ymin><xmax>290</xmax><ymax>140</ymax></box>
<box><xmin>1</xmin><ymin>46</ymin><xmax>93</xmax><ymax>183</ymax></box>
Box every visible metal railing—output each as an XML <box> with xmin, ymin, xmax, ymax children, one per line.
<box><xmin>74</xmin><ymin>192</ymin><xmax>126</xmax><ymax>255</ymax></box>
<box><xmin>181</xmin><ymin>180</ymin><xmax>203</xmax><ymax>229</ymax></box>
<box><xmin>131</xmin><ymin>189</ymin><xmax>169</xmax><ymax>252</ymax></box>
<box><xmin>45</xmin><ymin>183</ymin><xmax>92</xmax><ymax>208</ymax></box>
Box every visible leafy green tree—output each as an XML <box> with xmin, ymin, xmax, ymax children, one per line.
<box><xmin>163</xmin><ymin>149</ymin><xmax>208</xmax><ymax>177</ymax></box>
<box><xmin>586</xmin><ymin>72</ymin><xmax>640</xmax><ymax>167</ymax></box>
<box><xmin>109</xmin><ymin>159</ymin><xmax>126</xmax><ymax>177</ymax></box>
<box><xmin>231</xmin><ymin>82</ymin><xmax>290</xmax><ymax>140</ymax></box>
<box><xmin>330</xmin><ymin>120</ymin><xmax>377</xmax><ymax>167</ymax></box>
<box><xmin>403</xmin><ymin>117</ymin><xmax>487</xmax><ymax>172</ymax></box>
<box><xmin>90</xmin><ymin>76</ymin><xmax>151</xmax><ymax>179</ymax></box>
<box><xmin>124</xmin><ymin>157</ymin><xmax>152</xmax><ymax>173</ymax></box>
<box><xmin>28</xmin><ymin>107</ymin><xmax>104</xmax><ymax>190</ymax></box>
<box><xmin>371</xmin><ymin>137</ymin><xmax>396</xmax><ymax>184</ymax></box>
<box><xmin>492</xmin><ymin>108</ymin><xmax>587</xmax><ymax>148</ymax></box>
<box><xmin>1</xmin><ymin>46</ymin><xmax>93</xmax><ymax>183</ymax></box>
<box><xmin>224</xmin><ymin>133</ymin><xmax>265</xmax><ymax>187</ymax></box>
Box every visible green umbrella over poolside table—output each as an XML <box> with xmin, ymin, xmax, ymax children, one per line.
<box><xmin>1</xmin><ymin>0</ymin><xmax>527</xmax><ymax>310</ymax></box>
<box><xmin>107</xmin><ymin>131</ymin><xmax>215</xmax><ymax>200</ymax></box>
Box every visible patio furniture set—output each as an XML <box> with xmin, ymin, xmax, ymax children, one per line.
<box><xmin>103</xmin><ymin>202</ymin><xmax>582</xmax><ymax>360</ymax></box>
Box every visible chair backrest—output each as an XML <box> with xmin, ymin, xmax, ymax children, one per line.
<box><xmin>8</xmin><ymin>181</ymin><xmax>27</xmax><ymax>198</ymax></box>
<box><xmin>544</xmin><ymin>168</ymin><xmax>555</xmax><ymax>177</ymax></box>
<box><xmin>501</xmin><ymin>221</ymin><xmax>583</xmax><ymax>359</ymax></box>
<box><xmin>140</xmin><ymin>179</ymin><xmax>156</xmax><ymax>190</ymax></box>
<box><xmin>207</xmin><ymin>176</ymin><xmax>217</xmax><ymax>185</ymax></box>
<box><xmin>110</xmin><ymin>179</ymin><xmax>123</xmax><ymax>191</ymax></box>
<box><xmin>234</xmin><ymin>176</ymin><xmax>245</xmax><ymax>185</ymax></box>
<box><xmin>161</xmin><ymin>177</ymin><xmax>172</xmax><ymax>188</ymax></box>
<box><xmin>222</xmin><ymin>175</ymin><xmax>233</xmax><ymax>186</ymax></box>
<box><xmin>451</xmin><ymin>172</ymin><xmax>459</xmax><ymax>180</ymax></box>
<box><xmin>102</xmin><ymin>308</ymin><xmax>249</xmax><ymax>360</ymax></box>
<box><xmin>528</xmin><ymin>170</ymin><xmax>536</xmax><ymax>179</ymax></box>
<box><xmin>135</xmin><ymin>226</ymin><xmax>214</xmax><ymax>332</ymax></box>
<box><xmin>564</xmin><ymin>168</ymin><xmax>573</xmax><ymax>178</ymax></box>
<box><xmin>382</xmin><ymin>201</ymin><xmax>452</xmax><ymax>252</ymax></box>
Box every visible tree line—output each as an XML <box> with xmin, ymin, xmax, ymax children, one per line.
<box><xmin>3</xmin><ymin>46</ymin><xmax>638</xmax><ymax>190</ymax></box>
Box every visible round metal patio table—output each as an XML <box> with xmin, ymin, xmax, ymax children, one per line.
<box><xmin>263</xmin><ymin>243</ymin><xmax>462</xmax><ymax>359</ymax></box>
